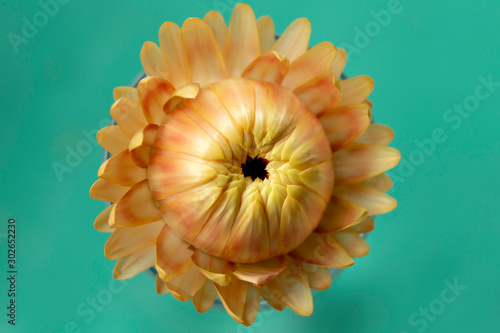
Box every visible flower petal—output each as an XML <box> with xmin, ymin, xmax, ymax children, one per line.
<box><xmin>355</xmin><ymin>124</ymin><xmax>395</xmax><ymax>146</ymax></box>
<box><xmin>282</xmin><ymin>42</ymin><xmax>337</xmax><ymax>90</ymax></box>
<box><xmin>214</xmin><ymin>279</ymin><xmax>261</xmax><ymax>326</ymax></box>
<box><xmin>163</xmin><ymin>83</ymin><xmax>200</xmax><ymax>112</ymax></box>
<box><xmin>330</xmin><ymin>47</ymin><xmax>347</xmax><ymax>78</ymax></box>
<box><xmin>192</xmin><ymin>249</ymin><xmax>232</xmax><ymax>286</ymax></box>
<box><xmin>94</xmin><ymin>204</ymin><xmax>114</xmax><ymax>232</ymax></box>
<box><xmin>289</xmin><ymin>232</ymin><xmax>354</xmax><ymax>268</ymax></box>
<box><xmin>294</xmin><ymin>72</ymin><xmax>342</xmax><ymax>115</ymax></box>
<box><xmin>158</xmin><ymin>22</ymin><xmax>187</xmax><ymax>88</ymax></box>
<box><xmin>333</xmin><ymin>183</ymin><xmax>397</xmax><ymax>215</ymax></box>
<box><xmin>113</xmin><ymin>246</ymin><xmax>155</xmax><ymax>280</ymax></box>
<box><xmin>98</xmin><ymin>150</ymin><xmax>147</xmax><ymax>186</ymax></box>
<box><xmin>155</xmin><ymin>224</ymin><xmax>194</xmax><ymax>282</ymax></box>
<box><xmin>109</xmin><ymin>180</ymin><xmax>162</xmax><ymax>227</ymax></box>
<box><xmin>156</xmin><ymin>272</ymin><xmax>169</xmax><ymax>294</ymax></box>
<box><xmin>97</xmin><ymin>125</ymin><xmax>129</xmax><ymax>156</ymax></box>
<box><xmin>110</xmin><ymin>97</ymin><xmax>148</xmax><ymax>139</ymax></box>
<box><xmin>192</xmin><ymin>280</ymin><xmax>217</xmax><ymax>313</ymax></box>
<box><xmin>137</xmin><ymin>77</ymin><xmax>175</xmax><ymax>125</ymax></box>
<box><xmin>261</xmin><ymin>286</ymin><xmax>285</xmax><ymax>311</ymax></box>
<box><xmin>182</xmin><ymin>18</ymin><xmax>228</xmax><ymax>86</ymax></box>
<box><xmin>340</xmin><ymin>75</ymin><xmax>374</xmax><ymax>106</ymax></box>
<box><xmin>140</xmin><ymin>41</ymin><xmax>166</xmax><ymax>78</ymax></box>
<box><xmin>128</xmin><ymin>124</ymin><xmax>158</xmax><ymax>168</ymax></box>
<box><xmin>362</xmin><ymin>173</ymin><xmax>393</xmax><ymax>191</ymax></box>
<box><xmin>232</xmin><ymin>256</ymin><xmax>287</xmax><ymax>287</ymax></box>
<box><xmin>272</xmin><ymin>18</ymin><xmax>311</xmax><ymax>61</ymax></box>
<box><xmin>241</xmin><ymin>51</ymin><xmax>290</xmax><ymax>85</ymax></box>
<box><xmin>318</xmin><ymin>103</ymin><xmax>371</xmax><ymax>151</ymax></box>
<box><xmin>350</xmin><ymin>216</ymin><xmax>375</xmax><ymax>233</ymax></box>
<box><xmin>333</xmin><ymin>229</ymin><xmax>370</xmax><ymax>258</ymax></box>
<box><xmin>203</xmin><ymin>10</ymin><xmax>227</xmax><ymax>51</ymax></box>
<box><xmin>316</xmin><ymin>195</ymin><xmax>368</xmax><ymax>233</ymax></box>
<box><xmin>105</xmin><ymin>220</ymin><xmax>164</xmax><ymax>260</ymax></box>
<box><xmin>256</xmin><ymin>15</ymin><xmax>275</xmax><ymax>52</ymax></box>
<box><xmin>89</xmin><ymin>179</ymin><xmax>130</xmax><ymax>202</ymax></box>
<box><xmin>166</xmin><ymin>264</ymin><xmax>207</xmax><ymax>301</ymax></box>
<box><xmin>113</xmin><ymin>87</ymin><xmax>138</xmax><ymax>101</ymax></box>
<box><xmin>305</xmin><ymin>264</ymin><xmax>332</xmax><ymax>290</ymax></box>
<box><xmin>223</xmin><ymin>3</ymin><xmax>260</xmax><ymax>77</ymax></box>
<box><xmin>332</xmin><ymin>143</ymin><xmax>401</xmax><ymax>184</ymax></box>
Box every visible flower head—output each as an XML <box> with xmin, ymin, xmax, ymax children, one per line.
<box><xmin>90</xmin><ymin>3</ymin><xmax>400</xmax><ymax>326</ymax></box>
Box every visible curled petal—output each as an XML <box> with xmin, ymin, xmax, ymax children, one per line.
<box><xmin>256</xmin><ymin>16</ymin><xmax>275</xmax><ymax>52</ymax></box>
<box><xmin>89</xmin><ymin>179</ymin><xmax>130</xmax><ymax>202</ymax></box>
<box><xmin>156</xmin><ymin>224</ymin><xmax>194</xmax><ymax>282</ymax></box>
<box><xmin>232</xmin><ymin>256</ymin><xmax>287</xmax><ymax>287</ymax></box>
<box><xmin>192</xmin><ymin>249</ymin><xmax>232</xmax><ymax>286</ymax></box>
<box><xmin>128</xmin><ymin>124</ymin><xmax>158</xmax><ymax>168</ymax></box>
<box><xmin>192</xmin><ymin>280</ymin><xmax>217</xmax><ymax>313</ymax></box>
<box><xmin>105</xmin><ymin>221</ymin><xmax>164</xmax><ymax>260</ymax></box>
<box><xmin>166</xmin><ymin>264</ymin><xmax>207</xmax><ymax>301</ymax></box>
<box><xmin>163</xmin><ymin>83</ymin><xmax>200</xmax><ymax>112</ymax></box>
<box><xmin>113</xmin><ymin>246</ymin><xmax>155</xmax><ymax>280</ymax></box>
<box><xmin>294</xmin><ymin>72</ymin><xmax>342</xmax><ymax>115</ymax></box>
<box><xmin>214</xmin><ymin>279</ymin><xmax>261</xmax><ymax>326</ymax></box>
<box><xmin>316</xmin><ymin>195</ymin><xmax>368</xmax><ymax>233</ymax></box>
<box><xmin>98</xmin><ymin>150</ymin><xmax>147</xmax><ymax>186</ymax></box>
<box><xmin>97</xmin><ymin>125</ymin><xmax>129</xmax><ymax>156</ymax></box>
<box><xmin>356</xmin><ymin>123</ymin><xmax>395</xmax><ymax>146</ymax></box>
<box><xmin>340</xmin><ymin>75</ymin><xmax>374</xmax><ymax>106</ymax></box>
<box><xmin>113</xmin><ymin>86</ymin><xmax>138</xmax><ymax>101</ymax></box>
<box><xmin>334</xmin><ymin>183</ymin><xmax>397</xmax><ymax>215</ymax></box>
<box><xmin>241</xmin><ymin>51</ymin><xmax>290</xmax><ymax>85</ymax></box>
<box><xmin>272</xmin><ymin>18</ymin><xmax>311</xmax><ymax>61</ymax></box>
<box><xmin>137</xmin><ymin>77</ymin><xmax>175</xmax><ymax>125</ymax></box>
<box><xmin>140</xmin><ymin>41</ymin><xmax>166</xmax><ymax>78</ymax></box>
<box><xmin>156</xmin><ymin>273</ymin><xmax>169</xmax><ymax>295</ymax></box>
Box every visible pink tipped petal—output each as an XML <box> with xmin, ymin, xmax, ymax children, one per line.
<box><xmin>156</xmin><ymin>273</ymin><xmax>169</xmax><ymax>295</ymax></box>
<box><xmin>289</xmin><ymin>232</ymin><xmax>354</xmax><ymax>268</ymax></box>
<box><xmin>233</xmin><ymin>256</ymin><xmax>287</xmax><ymax>287</ymax></box>
<box><xmin>316</xmin><ymin>195</ymin><xmax>368</xmax><ymax>233</ymax></box>
<box><xmin>137</xmin><ymin>77</ymin><xmax>175</xmax><ymax>125</ymax></box>
<box><xmin>94</xmin><ymin>204</ymin><xmax>114</xmax><ymax>233</ymax></box>
<box><xmin>155</xmin><ymin>224</ymin><xmax>194</xmax><ymax>282</ymax></box>
<box><xmin>192</xmin><ymin>249</ymin><xmax>232</xmax><ymax>286</ymax></box>
<box><xmin>224</xmin><ymin>3</ymin><xmax>260</xmax><ymax>77</ymax></box>
<box><xmin>214</xmin><ymin>279</ymin><xmax>261</xmax><ymax>326</ymax></box>
<box><xmin>350</xmin><ymin>216</ymin><xmax>375</xmax><ymax>233</ymax></box>
<box><xmin>109</xmin><ymin>180</ymin><xmax>162</xmax><ymax>227</ymax></box>
<box><xmin>333</xmin><ymin>183</ymin><xmax>397</xmax><ymax>215</ymax></box>
<box><xmin>241</xmin><ymin>51</ymin><xmax>290</xmax><ymax>85</ymax></box>
<box><xmin>356</xmin><ymin>124</ymin><xmax>395</xmax><ymax>146</ymax></box>
<box><xmin>128</xmin><ymin>124</ymin><xmax>158</xmax><ymax>168</ymax></box>
<box><xmin>98</xmin><ymin>150</ymin><xmax>147</xmax><ymax>186</ymax></box>
<box><xmin>182</xmin><ymin>18</ymin><xmax>228</xmax><ymax>86</ymax></box>
<box><xmin>272</xmin><ymin>18</ymin><xmax>311</xmax><ymax>61</ymax></box>
<box><xmin>319</xmin><ymin>104</ymin><xmax>371</xmax><ymax>152</ymax></box>
<box><xmin>203</xmin><ymin>10</ymin><xmax>227</xmax><ymax>51</ymax></box>
<box><xmin>333</xmin><ymin>143</ymin><xmax>401</xmax><ymax>184</ymax></box>
<box><xmin>97</xmin><ymin>125</ymin><xmax>129</xmax><ymax>156</ymax></box>
<box><xmin>294</xmin><ymin>72</ymin><xmax>342</xmax><ymax>115</ymax></box>
<box><xmin>110</xmin><ymin>97</ymin><xmax>148</xmax><ymax>139</ymax></box>
<box><xmin>362</xmin><ymin>173</ymin><xmax>393</xmax><ymax>191</ymax></box>
<box><xmin>266</xmin><ymin>259</ymin><xmax>313</xmax><ymax>316</ymax></box>
<box><xmin>140</xmin><ymin>41</ymin><xmax>166</xmax><ymax>78</ymax></box>
<box><xmin>333</xmin><ymin>229</ymin><xmax>370</xmax><ymax>258</ymax></box>
<box><xmin>113</xmin><ymin>246</ymin><xmax>155</xmax><ymax>280</ymax></box>
<box><xmin>166</xmin><ymin>264</ymin><xmax>207</xmax><ymax>301</ymax></box>
<box><xmin>113</xmin><ymin>86</ymin><xmax>138</xmax><ymax>101</ymax></box>
<box><xmin>340</xmin><ymin>75</ymin><xmax>374</xmax><ymax>106</ymax></box>
<box><xmin>304</xmin><ymin>264</ymin><xmax>332</xmax><ymax>290</ymax></box>
<box><xmin>256</xmin><ymin>16</ymin><xmax>275</xmax><ymax>52</ymax></box>
<box><xmin>89</xmin><ymin>179</ymin><xmax>130</xmax><ymax>202</ymax></box>
<box><xmin>158</xmin><ymin>22</ymin><xmax>186</xmax><ymax>88</ymax></box>
<box><xmin>192</xmin><ymin>280</ymin><xmax>218</xmax><ymax>313</ymax></box>
<box><xmin>105</xmin><ymin>221</ymin><xmax>164</xmax><ymax>260</ymax></box>
<box><xmin>330</xmin><ymin>47</ymin><xmax>347</xmax><ymax>78</ymax></box>
<box><xmin>282</xmin><ymin>42</ymin><xmax>337</xmax><ymax>90</ymax></box>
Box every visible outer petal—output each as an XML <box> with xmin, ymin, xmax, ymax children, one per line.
<box><xmin>333</xmin><ymin>229</ymin><xmax>370</xmax><ymax>258</ymax></box>
<box><xmin>192</xmin><ymin>280</ymin><xmax>218</xmax><ymax>313</ymax></box>
<box><xmin>214</xmin><ymin>279</ymin><xmax>261</xmax><ymax>326</ymax></box>
<box><xmin>232</xmin><ymin>256</ymin><xmax>287</xmax><ymax>287</ymax></box>
<box><xmin>98</xmin><ymin>150</ymin><xmax>147</xmax><ymax>186</ymax></box>
<box><xmin>223</xmin><ymin>3</ymin><xmax>260</xmax><ymax>77</ymax></box>
<box><xmin>256</xmin><ymin>16</ymin><xmax>275</xmax><ymax>52</ymax></box>
<box><xmin>166</xmin><ymin>264</ymin><xmax>207</xmax><ymax>301</ymax></box>
<box><xmin>113</xmin><ymin>86</ymin><xmax>138</xmax><ymax>101</ymax></box>
<box><xmin>316</xmin><ymin>195</ymin><xmax>368</xmax><ymax>233</ymax></box>
<box><xmin>109</xmin><ymin>180</ymin><xmax>162</xmax><ymax>227</ymax></box>
<box><xmin>140</xmin><ymin>41</ymin><xmax>166</xmax><ymax>78</ymax></box>
<box><xmin>182</xmin><ymin>18</ymin><xmax>228</xmax><ymax>86</ymax></box>
<box><xmin>105</xmin><ymin>221</ymin><xmax>164</xmax><ymax>260</ymax></box>
<box><xmin>203</xmin><ymin>10</ymin><xmax>227</xmax><ymax>51</ymax></box>
<box><xmin>94</xmin><ymin>204</ymin><xmax>114</xmax><ymax>232</ymax></box>
<box><xmin>333</xmin><ymin>183</ymin><xmax>397</xmax><ymax>215</ymax></box>
<box><xmin>155</xmin><ymin>224</ymin><xmax>194</xmax><ymax>282</ymax></box>
<box><xmin>128</xmin><ymin>124</ymin><xmax>158</xmax><ymax>168</ymax></box>
<box><xmin>241</xmin><ymin>51</ymin><xmax>290</xmax><ymax>85</ymax></box>
<box><xmin>97</xmin><ymin>125</ymin><xmax>129</xmax><ymax>156</ymax></box>
<box><xmin>282</xmin><ymin>42</ymin><xmax>337</xmax><ymax>90</ymax></box>
<box><xmin>294</xmin><ymin>72</ymin><xmax>342</xmax><ymax>115</ymax></box>
<box><xmin>330</xmin><ymin>47</ymin><xmax>347</xmax><ymax>78</ymax></box>
<box><xmin>319</xmin><ymin>103</ymin><xmax>371</xmax><ymax>152</ymax></box>
<box><xmin>156</xmin><ymin>273</ymin><xmax>169</xmax><ymax>294</ymax></box>
<box><xmin>340</xmin><ymin>75</ymin><xmax>374</xmax><ymax>106</ymax></box>
<box><xmin>272</xmin><ymin>18</ymin><xmax>311</xmax><ymax>61</ymax></box>
<box><xmin>192</xmin><ymin>249</ymin><xmax>232</xmax><ymax>286</ymax></box>
<box><xmin>158</xmin><ymin>22</ymin><xmax>187</xmax><ymax>88</ymax></box>
<box><xmin>261</xmin><ymin>286</ymin><xmax>285</xmax><ymax>311</ymax></box>
<box><xmin>362</xmin><ymin>173</ymin><xmax>393</xmax><ymax>191</ymax></box>
<box><xmin>137</xmin><ymin>77</ymin><xmax>175</xmax><ymax>125</ymax></box>
<box><xmin>304</xmin><ymin>264</ymin><xmax>332</xmax><ymax>290</ymax></box>
<box><xmin>332</xmin><ymin>143</ymin><xmax>401</xmax><ymax>184</ymax></box>
<box><xmin>350</xmin><ymin>216</ymin><xmax>375</xmax><ymax>233</ymax></box>
<box><xmin>89</xmin><ymin>178</ymin><xmax>130</xmax><ymax>202</ymax></box>
<box><xmin>113</xmin><ymin>246</ymin><xmax>155</xmax><ymax>280</ymax></box>
<box><xmin>355</xmin><ymin>124</ymin><xmax>395</xmax><ymax>146</ymax></box>
<box><xmin>110</xmin><ymin>97</ymin><xmax>148</xmax><ymax>139</ymax></box>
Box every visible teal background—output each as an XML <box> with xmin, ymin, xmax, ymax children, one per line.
<box><xmin>1</xmin><ymin>0</ymin><xmax>499</xmax><ymax>332</ymax></box>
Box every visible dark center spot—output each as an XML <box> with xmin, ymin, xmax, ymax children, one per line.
<box><xmin>242</xmin><ymin>156</ymin><xmax>269</xmax><ymax>181</ymax></box>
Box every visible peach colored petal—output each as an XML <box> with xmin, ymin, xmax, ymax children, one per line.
<box><xmin>128</xmin><ymin>123</ymin><xmax>158</xmax><ymax>168</ymax></box>
<box><xmin>109</xmin><ymin>180</ymin><xmax>162</xmax><ymax>227</ymax></box>
<box><xmin>272</xmin><ymin>18</ymin><xmax>311</xmax><ymax>61</ymax></box>
<box><xmin>89</xmin><ymin>179</ymin><xmax>130</xmax><ymax>202</ymax></box>
<box><xmin>261</xmin><ymin>286</ymin><xmax>285</xmax><ymax>311</ymax></box>
<box><xmin>256</xmin><ymin>16</ymin><xmax>275</xmax><ymax>52</ymax></box>
<box><xmin>294</xmin><ymin>72</ymin><xmax>342</xmax><ymax>115</ymax></box>
<box><xmin>316</xmin><ymin>195</ymin><xmax>368</xmax><ymax>233</ymax></box>
<box><xmin>350</xmin><ymin>216</ymin><xmax>375</xmax><ymax>233</ymax></box>
<box><xmin>333</xmin><ymin>229</ymin><xmax>370</xmax><ymax>258</ymax></box>
<box><xmin>333</xmin><ymin>183</ymin><xmax>397</xmax><ymax>215</ymax></box>
<box><xmin>330</xmin><ymin>47</ymin><xmax>347</xmax><ymax>78</ymax></box>
<box><xmin>105</xmin><ymin>221</ymin><xmax>164</xmax><ymax>260</ymax></box>
<box><xmin>192</xmin><ymin>280</ymin><xmax>217</xmax><ymax>313</ymax></box>
<box><xmin>223</xmin><ymin>3</ymin><xmax>260</xmax><ymax>77</ymax></box>
<box><xmin>203</xmin><ymin>10</ymin><xmax>227</xmax><ymax>51</ymax></box>
<box><xmin>140</xmin><ymin>41</ymin><xmax>166</xmax><ymax>78</ymax></box>
<box><xmin>98</xmin><ymin>150</ymin><xmax>147</xmax><ymax>186</ymax></box>
<box><xmin>137</xmin><ymin>77</ymin><xmax>175</xmax><ymax>125</ymax></box>
<box><xmin>282</xmin><ymin>42</ymin><xmax>337</xmax><ymax>90</ymax></box>
<box><xmin>192</xmin><ymin>249</ymin><xmax>232</xmax><ymax>286</ymax></box>
<box><xmin>158</xmin><ymin>22</ymin><xmax>187</xmax><ymax>88</ymax></box>
<box><xmin>232</xmin><ymin>256</ymin><xmax>286</xmax><ymax>287</ymax></box>
<box><xmin>113</xmin><ymin>86</ymin><xmax>138</xmax><ymax>101</ymax></box>
<box><xmin>97</xmin><ymin>125</ymin><xmax>129</xmax><ymax>156</ymax></box>
<box><xmin>155</xmin><ymin>224</ymin><xmax>194</xmax><ymax>282</ymax></box>
<box><xmin>362</xmin><ymin>173</ymin><xmax>393</xmax><ymax>191</ymax></box>
<box><xmin>113</xmin><ymin>246</ymin><xmax>155</xmax><ymax>280</ymax></box>
<box><xmin>156</xmin><ymin>272</ymin><xmax>169</xmax><ymax>294</ymax></box>
<box><xmin>304</xmin><ymin>264</ymin><xmax>332</xmax><ymax>290</ymax></box>
<box><xmin>241</xmin><ymin>51</ymin><xmax>290</xmax><ymax>85</ymax></box>
<box><xmin>110</xmin><ymin>97</ymin><xmax>148</xmax><ymax>138</ymax></box>
<box><xmin>340</xmin><ymin>75</ymin><xmax>374</xmax><ymax>106</ymax></box>
<box><xmin>166</xmin><ymin>264</ymin><xmax>207</xmax><ymax>301</ymax></box>
<box><xmin>214</xmin><ymin>279</ymin><xmax>261</xmax><ymax>326</ymax></box>
<box><xmin>355</xmin><ymin>123</ymin><xmax>395</xmax><ymax>146</ymax></box>
<box><xmin>94</xmin><ymin>204</ymin><xmax>114</xmax><ymax>233</ymax></box>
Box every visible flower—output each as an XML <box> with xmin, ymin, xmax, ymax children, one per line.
<box><xmin>90</xmin><ymin>3</ymin><xmax>400</xmax><ymax>326</ymax></box>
